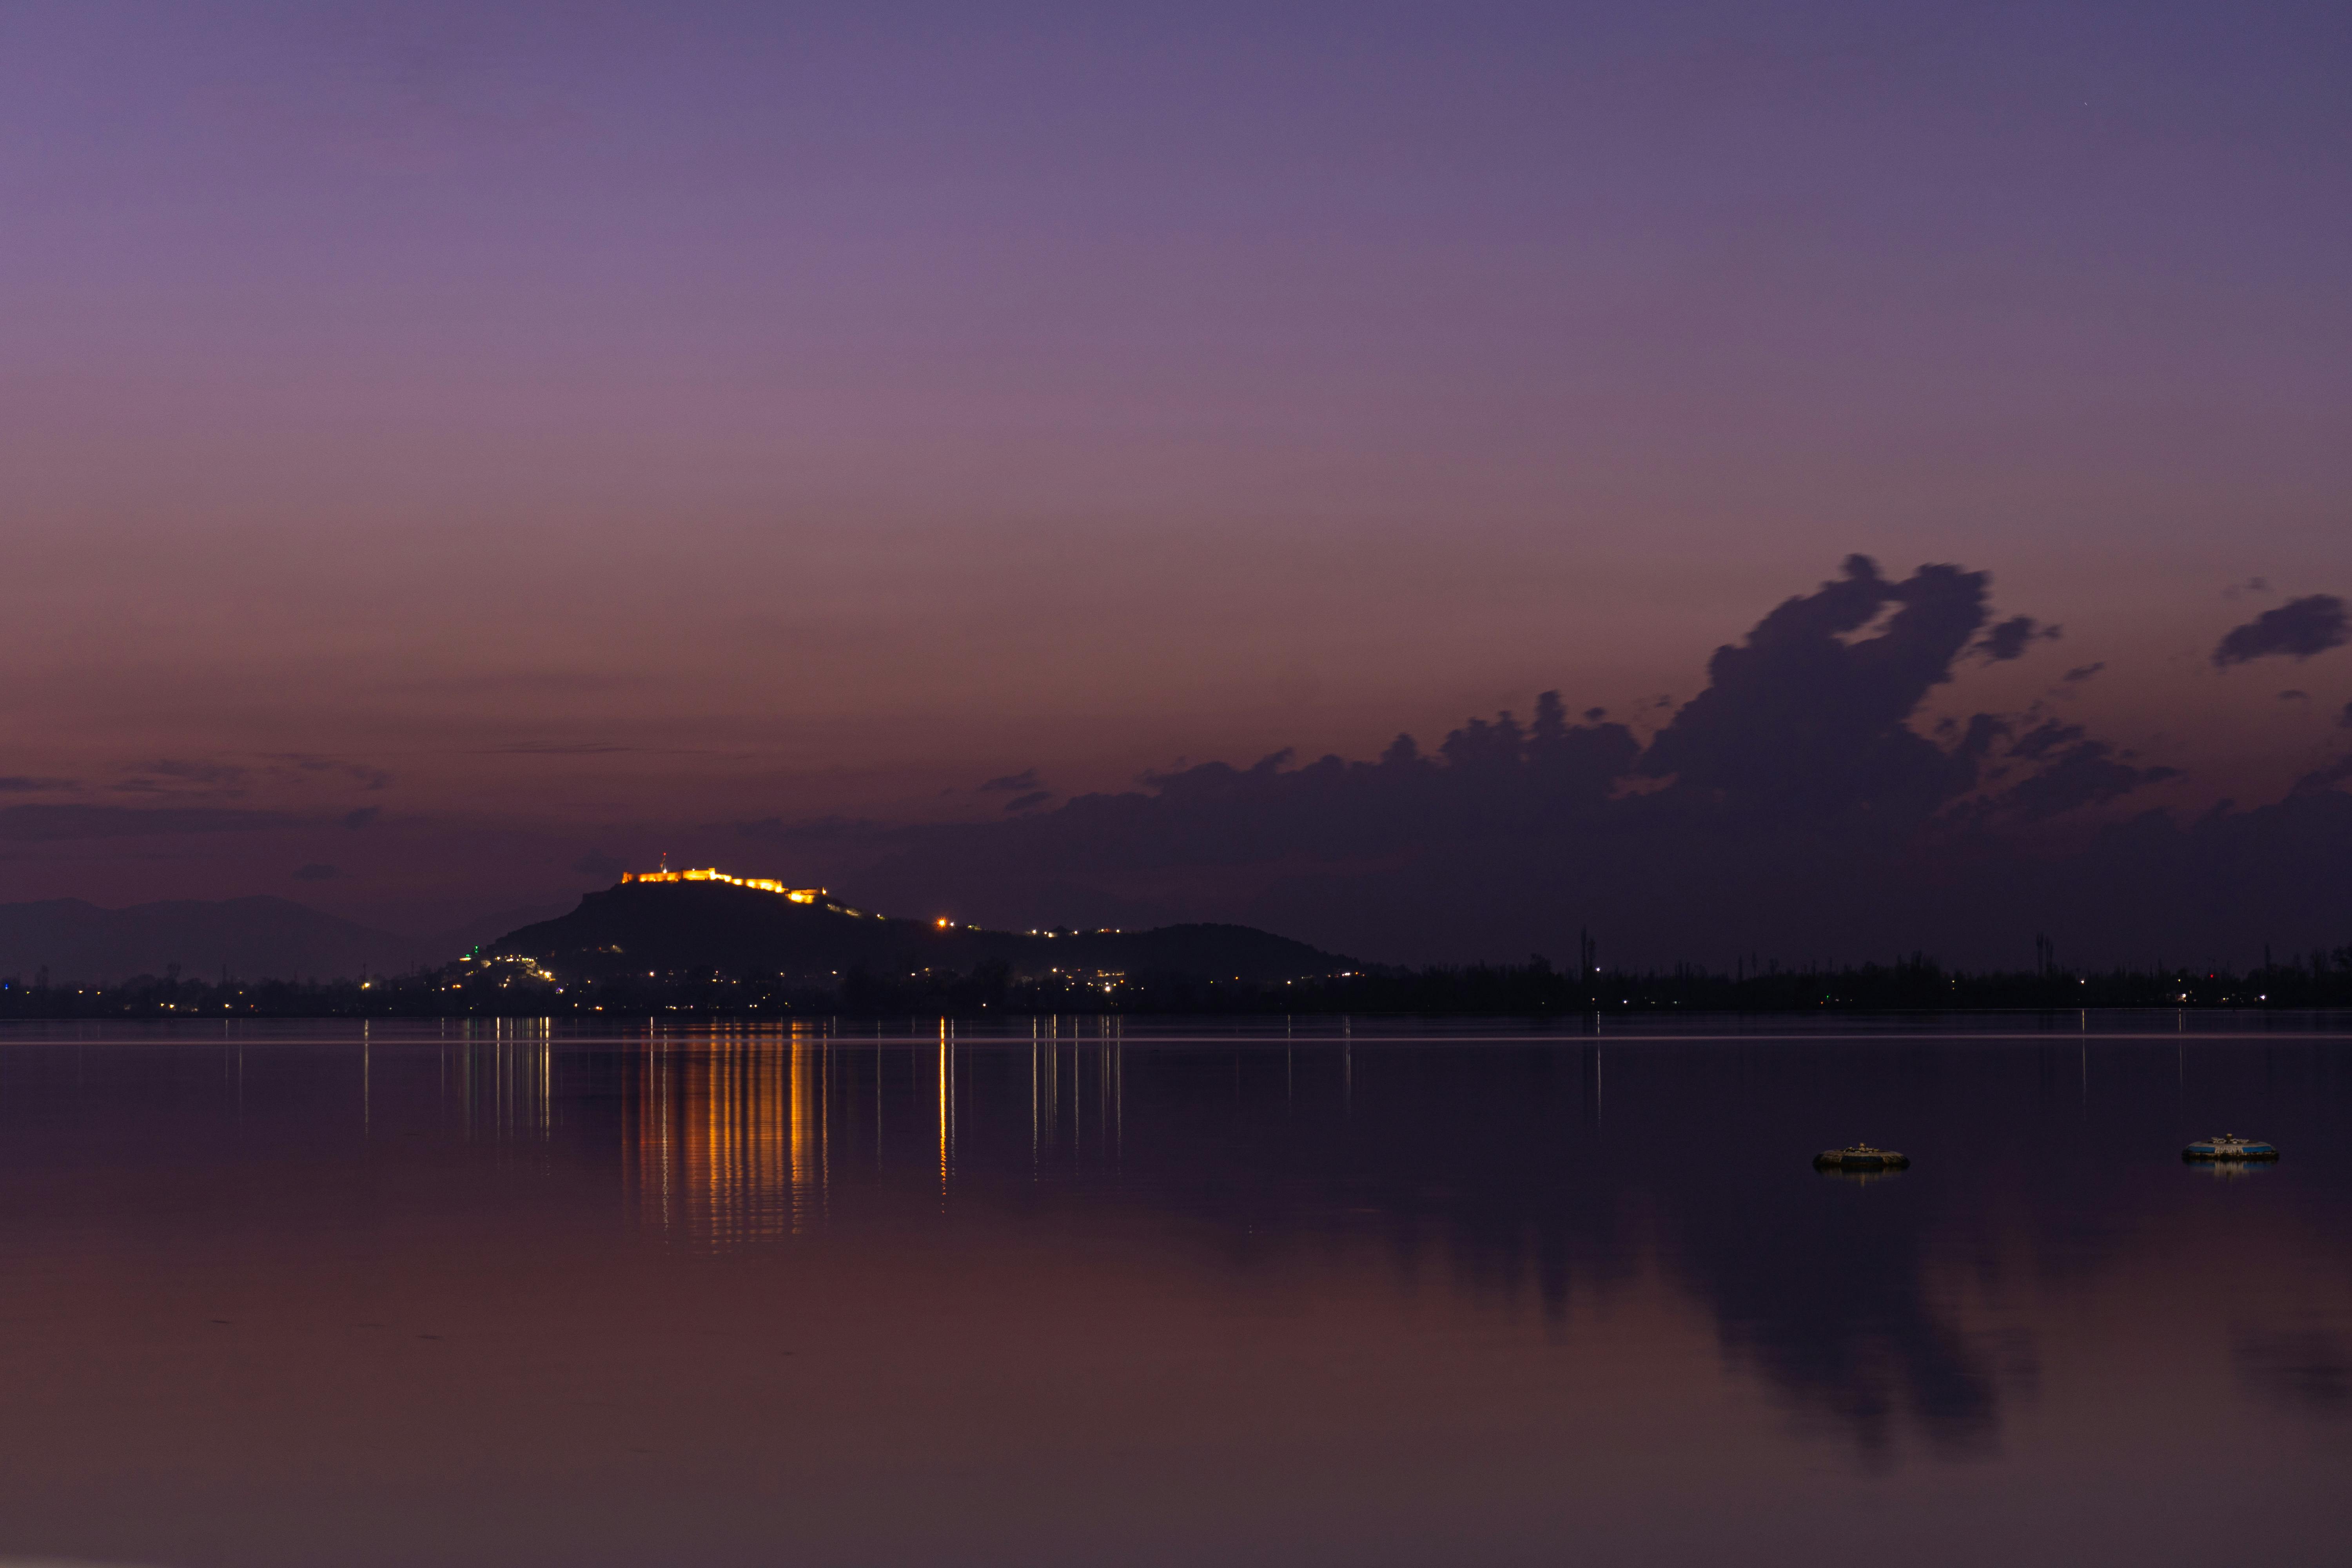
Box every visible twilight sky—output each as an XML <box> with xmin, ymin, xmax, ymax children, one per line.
<box><xmin>4</xmin><ymin>1</ymin><xmax>2350</xmax><ymax>957</ymax></box>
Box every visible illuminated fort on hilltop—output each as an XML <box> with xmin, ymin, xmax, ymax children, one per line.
<box><xmin>621</xmin><ymin>867</ymin><xmax>827</xmax><ymax>903</ymax></box>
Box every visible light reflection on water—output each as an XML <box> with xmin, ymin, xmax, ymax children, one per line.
<box><xmin>0</xmin><ymin>1015</ymin><xmax>2345</xmax><ymax>1567</ymax></box>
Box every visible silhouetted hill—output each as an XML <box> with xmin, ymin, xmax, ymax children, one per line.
<box><xmin>423</xmin><ymin>901</ymin><xmax>574</xmax><ymax>960</ymax></box>
<box><xmin>0</xmin><ymin>896</ymin><xmax>425</xmax><ymax>984</ymax></box>
<box><xmin>486</xmin><ymin>880</ymin><xmax>1346</xmax><ymax>982</ymax></box>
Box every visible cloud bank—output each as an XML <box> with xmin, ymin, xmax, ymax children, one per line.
<box><xmin>764</xmin><ymin>557</ymin><xmax>2348</xmax><ymax>968</ymax></box>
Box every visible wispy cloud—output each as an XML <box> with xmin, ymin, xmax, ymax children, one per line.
<box><xmin>396</xmin><ymin>671</ymin><xmax>646</xmax><ymax>697</ymax></box>
<box><xmin>268</xmin><ymin>755</ymin><xmax>394</xmax><ymax>789</ymax></box>
<box><xmin>0</xmin><ymin>805</ymin><xmax>303</xmax><ymax>841</ymax></box>
<box><xmin>978</xmin><ymin>768</ymin><xmax>1044</xmax><ymax>793</ymax></box>
<box><xmin>730</xmin><ymin>815</ymin><xmax>880</xmax><ymax>845</ymax></box>
<box><xmin>111</xmin><ymin>755</ymin><xmax>393</xmax><ymax>797</ymax></box>
<box><xmin>115</xmin><ymin>759</ymin><xmax>254</xmax><ymax>795</ymax></box>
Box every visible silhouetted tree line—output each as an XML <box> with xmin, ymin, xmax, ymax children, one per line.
<box><xmin>8</xmin><ymin>945</ymin><xmax>2352</xmax><ymax>1018</ymax></box>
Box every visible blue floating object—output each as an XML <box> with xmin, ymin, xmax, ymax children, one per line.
<box><xmin>2182</xmin><ymin>1133</ymin><xmax>2279</xmax><ymax>1161</ymax></box>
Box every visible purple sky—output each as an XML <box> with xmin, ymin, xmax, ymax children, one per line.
<box><xmin>3</xmin><ymin>1</ymin><xmax>2349</xmax><ymax>953</ymax></box>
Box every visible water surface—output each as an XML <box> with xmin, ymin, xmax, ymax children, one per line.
<box><xmin>0</xmin><ymin>1015</ymin><xmax>2346</xmax><ymax>1567</ymax></box>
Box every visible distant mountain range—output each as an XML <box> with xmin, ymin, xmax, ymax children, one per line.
<box><xmin>486</xmin><ymin>878</ymin><xmax>1345</xmax><ymax>982</ymax></box>
<box><xmin>0</xmin><ymin>897</ymin><xmax>567</xmax><ymax>985</ymax></box>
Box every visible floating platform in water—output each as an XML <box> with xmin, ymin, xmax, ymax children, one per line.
<box><xmin>1814</xmin><ymin>1143</ymin><xmax>1909</xmax><ymax>1170</ymax></box>
<box><xmin>2183</xmin><ymin>1134</ymin><xmax>2279</xmax><ymax>1161</ymax></box>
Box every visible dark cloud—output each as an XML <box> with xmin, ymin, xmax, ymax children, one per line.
<box><xmin>572</xmin><ymin>849</ymin><xmax>626</xmax><ymax>878</ymax></box>
<box><xmin>775</xmin><ymin>556</ymin><xmax>2284</xmax><ymax>966</ymax></box>
<box><xmin>2339</xmin><ymin>700</ymin><xmax>2352</xmax><ymax>730</ymax></box>
<box><xmin>341</xmin><ymin>807</ymin><xmax>382</xmax><ymax>830</ymax></box>
<box><xmin>1971</xmin><ymin>615</ymin><xmax>2060</xmax><ymax>662</ymax></box>
<box><xmin>2060</xmin><ymin>663</ymin><xmax>2104</xmax><ymax>684</ymax></box>
<box><xmin>1981</xmin><ymin>739</ymin><xmax>2180</xmax><ymax>825</ymax></box>
<box><xmin>2280</xmin><ymin>690</ymin><xmax>2308</xmax><ymax>702</ymax></box>
<box><xmin>1002</xmin><ymin>790</ymin><xmax>1053</xmax><ymax>814</ymax></box>
<box><xmin>0</xmin><ymin>776</ymin><xmax>77</xmax><ymax>793</ymax></box>
<box><xmin>293</xmin><ymin>863</ymin><xmax>342</xmax><ymax>881</ymax></box>
<box><xmin>978</xmin><ymin>769</ymin><xmax>1043</xmax><ymax>793</ymax></box>
<box><xmin>1637</xmin><ymin>556</ymin><xmax>1991</xmax><ymax>821</ymax></box>
<box><xmin>2294</xmin><ymin>753</ymin><xmax>2352</xmax><ymax>796</ymax></box>
<box><xmin>0</xmin><ymin>805</ymin><xmax>301</xmax><ymax>841</ymax></box>
<box><xmin>2213</xmin><ymin>594</ymin><xmax>2348</xmax><ymax>667</ymax></box>
<box><xmin>2004</xmin><ymin>720</ymin><xmax>2081</xmax><ymax>762</ymax></box>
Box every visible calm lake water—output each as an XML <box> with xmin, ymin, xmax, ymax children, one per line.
<box><xmin>0</xmin><ymin>1015</ymin><xmax>2345</xmax><ymax>1568</ymax></box>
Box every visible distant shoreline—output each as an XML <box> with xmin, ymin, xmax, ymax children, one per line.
<box><xmin>7</xmin><ymin>953</ymin><xmax>2351</xmax><ymax>1021</ymax></box>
